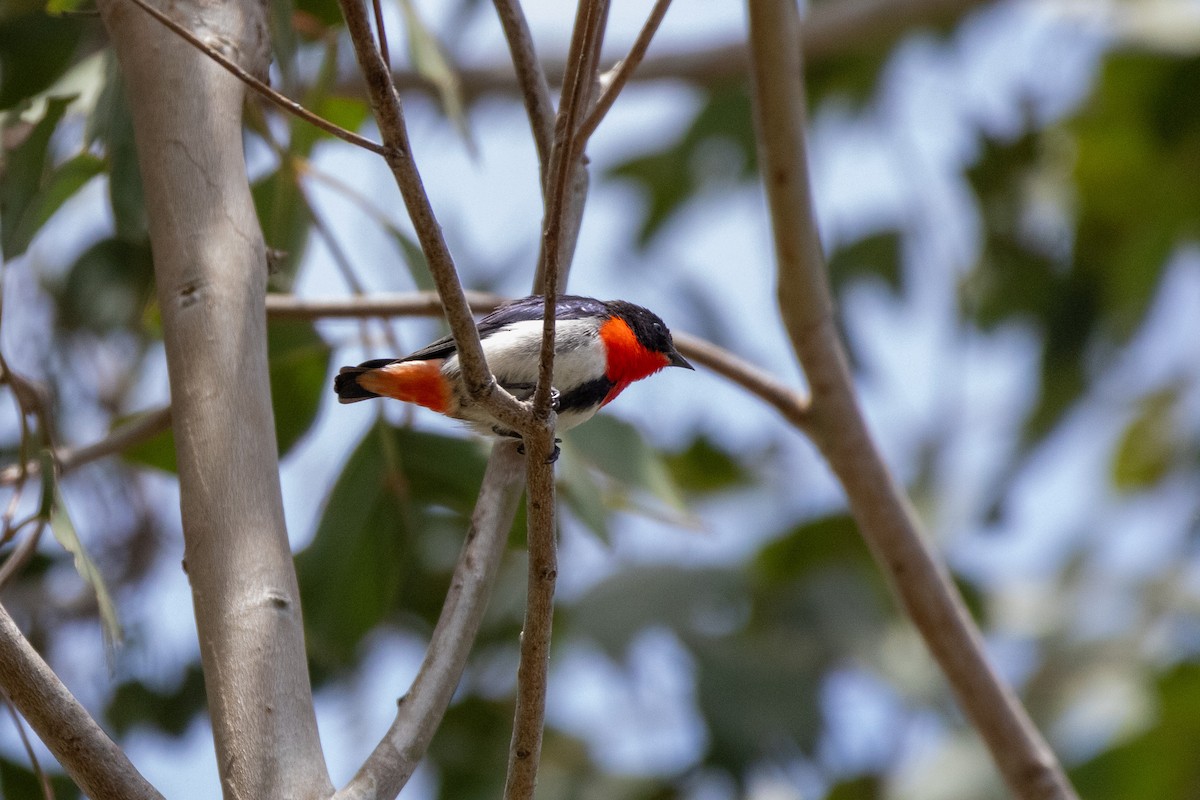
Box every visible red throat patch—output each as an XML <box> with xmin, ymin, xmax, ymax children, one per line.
<box><xmin>358</xmin><ymin>360</ymin><xmax>451</xmax><ymax>413</ymax></box>
<box><xmin>598</xmin><ymin>316</ymin><xmax>670</xmax><ymax>406</ymax></box>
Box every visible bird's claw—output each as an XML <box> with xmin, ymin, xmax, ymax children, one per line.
<box><xmin>549</xmin><ymin>387</ymin><xmax>561</xmax><ymax>412</ymax></box>
<box><xmin>516</xmin><ymin>437</ymin><xmax>562</xmax><ymax>463</ymax></box>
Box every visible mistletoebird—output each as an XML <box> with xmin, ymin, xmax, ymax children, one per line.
<box><xmin>334</xmin><ymin>295</ymin><xmax>693</xmax><ymax>448</ymax></box>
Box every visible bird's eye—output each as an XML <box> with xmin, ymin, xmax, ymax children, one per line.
<box><xmin>652</xmin><ymin>322</ymin><xmax>664</xmax><ymax>335</ymax></box>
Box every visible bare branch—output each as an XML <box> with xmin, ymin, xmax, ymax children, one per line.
<box><xmin>0</xmin><ymin>407</ymin><xmax>172</xmax><ymax>488</ymax></box>
<box><xmin>336</xmin><ymin>0</ymin><xmax>530</xmax><ymax>434</ymax></box>
<box><xmin>744</xmin><ymin>1</ymin><xmax>1077</xmax><ymax>799</ymax></box>
<box><xmin>502</xmin><ymin>429</ymin><xmax>557</xmax><ymax>800</ymax></box>
<box><xmin>98</xmin><ymin>0</ymin><xmax>334</xmax><ymax>793</ymax></box>
<box><xmin>531</xmin><ymin>0</ymin><xmax>606</xmax><ymax>295</ymax></box>
<box><xmin>576</xmin><ymin>0</ymin><xmax>672</xmax><ymax>143</ymax></box>
<box><xmin>0</xmin><ymin>602</ymin><xmax>164</xmax><ymax>800</ymax></box>
<box><xmin>366</xmin><ymin>0</ymin><xmax>990</xmax><ymax>100</ymax></box>
<box><xmin>335</xmin><ymin>441</ymin><xmax>527</xmax><ymax>800</ymax></box>
<box><xmin>670</xmin><ymin>331</ymin><xmax>810</xmax><ymax>431</ymax></box>
<box><xmin>1</xmin><ymin>694</ymin><xmax>54</xmax><ymax>800</ymax></box>
<box><xmin>120</xmin><ymin>0</ymin><xmax>385</xmax><ymax>154</ymax></box>
<box><xmin>371</xmin><ymin>0</ymin><xmax>390</xmax><ymax>69</ymax></box>
<box><xmin>265</xmin><ymin>289</ymin><xmax>505</xmax><ymax>319</ymax></box>
<box><xmin>491</xmin><ymin>0</ymin><xmax>556</xmax><ymax>177</ymax></box>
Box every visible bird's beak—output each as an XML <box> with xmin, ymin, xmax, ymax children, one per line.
<box><xmin>668</xmin><ymin>349</ymin><xmax>694</xmax><ymax>370</ymax></box>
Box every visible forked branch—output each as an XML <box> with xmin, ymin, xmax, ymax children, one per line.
<box><xmin>744</xmin><ymin>0</ymin><xmax>1077</xmax><ymax>798</ymax></box>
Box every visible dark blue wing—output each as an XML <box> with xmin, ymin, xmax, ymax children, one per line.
<box><xmin>396</xmin><ymin>295</ymin><xmax>610</xmax><ymax>362</ymax></box>
<box><xmin>476</xmin><ymin>295</ymin><xmax>610</xmax><ymax>331</ymax></box>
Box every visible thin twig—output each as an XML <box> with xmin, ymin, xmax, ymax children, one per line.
<box><xmin>0</xmin><ymin>407</ymin><xmax>172</xmax><ymax>487</ymax></box>
<box><xmin>502</xmin><ymin>427</ymin><xmax>557</xmax><ymax>800</ymax></box>
<box><xmin>0</xmin><ymin>602</ymin><xmax>165</xmax><ymax>800</ymax></box>
<box><xmin>491</xmin><ymin>0</ymin><xmax>555</xmax><ymax>178</ymax></box>
<box><xmin>745</xmin><ymin>1</ymin><xmax>1077</xmax><ymax>798</ymax></box>
<box><xmin>576</xmin><ymin>0</ymin><xmax>673</xmax><ymax>143</ymax></box>
<box><xmin>531</xmin><ymin>0</ymin><xmax>605</xmax><ymax>294</ymax></box>
<box><xmin>503</xmin><ymin>5</ymin><xmax>607</xmax><ymax>798</ymax></box>
<box><xmin>0</xmin><ymin>519</ymin><xmax>48</xmax><ymax>592</ymax></box>
<box><xmin>2</xmin><ymin>691</ymin><xmax>55</xmax><ymax>800</ymax></box>
<box><xmin>670</xmin><ymin>331</ymin><xmax>810</xmax><ymax>431</ymax></box>
<box><xmin>357</xmin><ymin>0</ymin><xmax>989</xmax><ymax>101</ymax></box>
<box><xmin>371</xmin><ymin>0</ymin><xmax>390</xmax><ymax>69</ymax></box>
<box><xmin>120</xmin><ymin>0</ymin><xmax>386</xmax><ymax>154</ymax></box>
<box><xmin>334</xmin><ymin>441</ymin><xmax>527</xmax><ymax>800</ymax></box>
<box><xmin>264</xmin><ymin>290</ymin><xmax>507</xmax><ymax>319</ymax></box>
<box><xmin>337</xmin><ymin>0</ymin><xmax>530</xmax><ymax>433</ymax></box>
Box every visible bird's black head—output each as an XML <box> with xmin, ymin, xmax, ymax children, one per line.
<box><xmin>606</xmin><ymin>300</ymin><xmax>694</xmax><ymax>370</ymax></box>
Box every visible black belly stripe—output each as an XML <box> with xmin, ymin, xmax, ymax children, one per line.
<box><xmin>557</xmin><ymin>376</ymin><xmax>613</xmax><ymax>413</ymax></box>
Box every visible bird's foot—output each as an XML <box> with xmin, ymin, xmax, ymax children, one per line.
<box><xmin>549</xmin><ymin>387</ymin><xmax>561</xmax><ymax>412</ymax></box>
<box><xmin>515</xmin><ymin>437</ymin><xmax>562</xmax><ymax>463</ymax></box>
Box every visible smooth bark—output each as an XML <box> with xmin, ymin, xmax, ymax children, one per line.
<box><xmin>97</xmin><ymin>0</ymin><xmax>332</xmax><ymax>796</ymax></box>
<box><xmin>745</xmin><ymin>0</ymin><xmax>1078</xmax><ymax>798</ymax></box>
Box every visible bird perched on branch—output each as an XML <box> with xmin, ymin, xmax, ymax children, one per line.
<box><xmin>334</xmin><ymin>295</ymin><xmax>693</xmax><ymax>445</ymax></box>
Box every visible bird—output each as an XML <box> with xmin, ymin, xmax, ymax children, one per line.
<box><xmin>334</xmin><ymin>295</ymin><xmax>693</xmax><ymax>449</ymax></box>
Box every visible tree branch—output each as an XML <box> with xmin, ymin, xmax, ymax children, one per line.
<box><xmin>744</xmin><ymin>1</ymin><xmax>1077</xmax><ymax>799</ymax></box>
<box><xmin>576</xmin><ymin>0</ymin><xmax>673</xmax><ymax>143</ymax></box>
<box><xmin>120</xmin><ymin>0</ymin><xmax>384</xmax><ymax>154</ymax></box>
<box><xmin>336</xmin><ymin>0</ymin><xmax>530</xmax><ymax>434</ymax></box>
<box><xmin>358</xmin><ymin>0</ymin><xmax>990</xmax><ymax>100</ymax></box>
<box><xmin>0</xmin><ymin>407</ymin><xmax>171</xmax><ymax>488</ymax></box>
<box><xmin>0</xmin><ymin>602</ymin><xmax>164</xmax><ymax>800</ymax></box>
<box><xmin>490</xmin><ymin>0</ymin><xmax>555</xmax><ymax>179</ymax></box>
<box><xmin>334</xmin><ymin>441</ymin><xmax>527</xmax><ymax>800</ymax></box>
<box><xmin>670</xmin><ymin>331</ymin><xmax>810</xmax><ymax>431</ymax></box>
<box><xmin>97</xmin><ymin>0</ymin><xmax>333</xmax><ymax>796</ymax></box>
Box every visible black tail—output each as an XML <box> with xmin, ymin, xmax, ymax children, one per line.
<box><xmin>334</xmin><ymin>366</ymin><xmax>379</xmax><ymax>404</ymax></box>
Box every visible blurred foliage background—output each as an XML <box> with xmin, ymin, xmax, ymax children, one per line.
<box><xmin>3</xmin><ymin>0</ymin><xmax>1200</xmax><ymax>798</ymax></box>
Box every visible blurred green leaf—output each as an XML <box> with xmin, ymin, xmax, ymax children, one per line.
<box><xmin>253</xmin><ymin>162</ymin><xmax>312</xmax><ymax>288</ymax></box>
<box><xmin>398</xmin><ymin>0</ymin><xmax>473</xmax><ymax>151</ymax></box>
<box><xmin>385</xmin><ymin>221</ymin><xmax>435</xmax><ymax>291</ymax></box>
<box><xmin>1112</xmin><ymin>387</ymin><xmax>1180</xmax><ymax>492</ymax></box>
<box><xmin>107</xmin><ymin>665</ymin><xmax>207</xmax><ymax>737</ymax></box>
<box><xmin>571</xmin><ymin>566</ymin><xmax>747</xmax><ymax>658</ymax></box>
<box><xmin>558</xmin><ymin>447</ymin><xmax>611</xmax><ymax>542</ymax></box>
<box><xmin>57</xmin><ymin>237</ymin><xmax>155</xmax><ymax>331</ymax></box>
<box><xmin>267</xmin><ymin>0</ymin><xmax>299</xmax><ymax>91</ymax></box>
<box><xmin>298</xmin><ymin>422</ymin><xmax>411</xmax><ymax>670</ymax></box>
<box><xmin>608</xmin><ymin>86</ymin><xmax>756</xmax><ymax>246</ymax></box>
<box><xmin>292</xmin><ymin>0</ymin><xmax>343</xmax><ymax>30</ymax></box>
<box><xmin>806</xmin><ymin>48</ymin><xmax>891</xmax><ymax>108</ymax></box>
<box><xmin>430</xmin><ymin>696</ymin><xmax>520</xmax><ymax>799</ymax></box>
<box><xmin>121</xmin><ymin>417</ymin><xmax>177</xmax><ymax>473</ymax></box>
<box><xmin>565</xmin><ymin>414</ymin><xmax>684</xmax><ymax>513</ymax></box>
<box><xmin>828</xmin><ymin>230</ymin><xmax>903</xmax><ymax>293</ymax></box>
<box><xmin>298</xmin><ymin>423</ymin><xmax>491</xmax><ymax>670</ymax></box>
<box><xmin>10</xmin><ymin>150</ymin><xmax>104</xmax><ymax>256</ymax></box>
<box><xmin>88</xmin><ymin>58</ymin><xmax>147</xmax><ymax>242</ymax></box>
<box><xmin>50</xmin><ymin>485</ymin><xmax>122</xmax><ymax>652</ymax></box>
<box><xmin>662</xmin><ymin>436</ymin><xmax>749</xmax><ymax>495</ymax></box>
<box><xmin>44</xmin><ymin>0</ymin><xmax>88</xmax><ymax>14</ymax></box>
<box><xmin>1072</xmin><ymin>52</ymin><xmax>1200</xmax><ymax>338</ymax></box>
<box><xmin>268</xmin><ymin>319</ymin><xmax>330</xmax><ymax>455</ymax></box>
<box><xmin>754</xmin><ymin>514</ymin><xmax>870</xmax><ymax>585</ymax></box>
<box><xmin>2</xmin><ymin>96</ymin><xmax>104</xmax><ymax>258</ymax></box>
<box><xmin>1073</xmin><ymin>664</ymin><xmax>1200</xmax><ymax>799</ymax></box>
<box><xmin>291</xmin><ymin>36</ymin><xmax>369</xmax><ymax>156</ymax></box>
<box><xmin>827</xmin><ymin>776</ymin><xmax>884</xmax><ymax>800</ymax></box>
<box><xmin>0</xmin><ymin>757</ymin><xmax>79</xmax><ymax>800</ymax></box>
<box><xmin>694</xmin><ymin>631</ymin><xmax>826</xmax><ymax>766</ymax></box>
<box><xmin>0</xmin><ymin>13</ymin><xmax>83</xmax><ymax>110</ymax></box>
